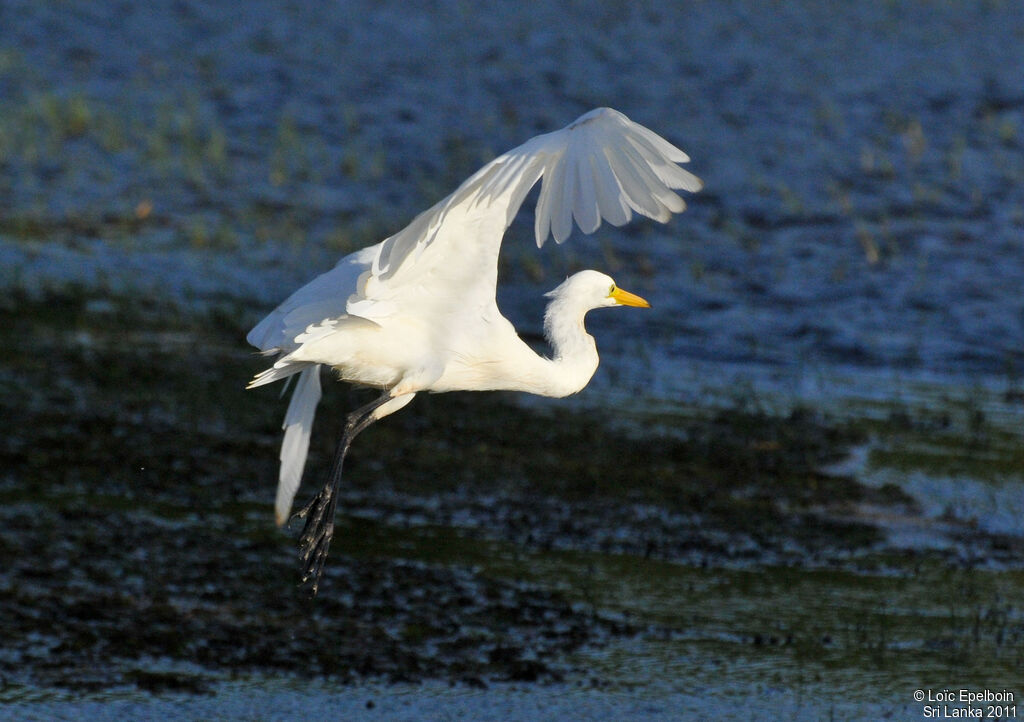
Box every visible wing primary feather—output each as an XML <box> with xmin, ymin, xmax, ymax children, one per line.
<box><xmin>621</xmin><ymin>138</ymin><xmax>687</xmax><ymax>217</ymax></box>
<box><xmin>589</xmin><ymin>150</ymin><xmax>632</xmax><ymax>227</ymax></box>
<box><xmin>551</xmin><ymin>143</ymin><xmax>576</xmax><ymax>243</ymax></box>
<box><xmin>603</xmin><ymin>141</ymin><xmax>669</xmax><ymax>220</ymax></box>
<box><xmin>572</xmin><ymin>142</ymin><xmax>601</xmax><ymax>234</ymax></box>
<box><xmin>626</xmin><ymin>120</ymin><xmax>692</xmax><ymax>164</ymax></box>
<box><xmin>533</xmin><ymin>154</ymin><xmax>554</xmax><ymax>247</ymax></box>
<box><xmin>624</xmin><ymin>133</ymin><xmax>703</xmax><ymax>193</ymax></box>
<box><xmin>551</xmin><ymin>149</ymin><xmax>575</xmax><ymax>243</ymax></box>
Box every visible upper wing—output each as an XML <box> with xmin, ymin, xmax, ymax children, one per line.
<box><xmin>348</xmin><ymin>107</ymin><xmax>702</xmax><ymax>323</ymax></box>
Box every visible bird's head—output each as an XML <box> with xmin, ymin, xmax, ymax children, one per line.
<box><xmin>545</xmin><ymin>270</ymin><xmax>651</xmax><ymax>311</ymax></box>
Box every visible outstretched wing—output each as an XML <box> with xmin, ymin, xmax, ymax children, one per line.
<box><xmin>347</xmin><ymin>107</ymin><xmax>702</xmax><ymax>323</ymax></box>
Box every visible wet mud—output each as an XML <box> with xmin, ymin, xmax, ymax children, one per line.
<box><xmin>2</xmin><ymin>290</ymin><xmax>1020</xmax><ymax>701</ymax></box>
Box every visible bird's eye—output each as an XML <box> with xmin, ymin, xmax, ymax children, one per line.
<box><xmin>608</xmin><ymin>284</ymin><xmax>616</xmax><ymax>295</ymax></box>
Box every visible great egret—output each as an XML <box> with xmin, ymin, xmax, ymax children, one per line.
<box><xmin>247</xmin><ymin>107</ymin><xmax>701</xmax><ymax>592</ymax></box>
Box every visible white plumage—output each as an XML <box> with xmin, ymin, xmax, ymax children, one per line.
<box><xmin>247</xmin><ymin>107</ymin><xmax>701</xmax><ymax>592</ymax></box>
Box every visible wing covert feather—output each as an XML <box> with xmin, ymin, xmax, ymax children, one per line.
<box><xmin>247</xmin><ymin>245</ymin><xmax>378</xmax><ymax>352</ymax></box>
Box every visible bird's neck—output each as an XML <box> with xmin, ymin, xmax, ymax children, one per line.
<box><xmin>539</xmin><ymin>295</ymin><xmax>600</xmax><ymax>398</ymax></box>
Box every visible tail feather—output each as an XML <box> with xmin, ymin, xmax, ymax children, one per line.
<box><xmin>275</xmin><ymin>365</ymin><xmax>322</xmax><ymax>525</ymax></box>
<box><xmin>247</xmin><ymin>359</ymin><xmax>308</xmax><ymax>389</ymax></box>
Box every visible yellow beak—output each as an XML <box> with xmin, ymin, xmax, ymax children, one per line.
<box><xmin>609</xmin><ymin>286</ymin><xmax>651</xmax><ymax>308</ymax></box>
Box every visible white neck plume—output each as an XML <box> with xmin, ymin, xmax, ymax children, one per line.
<box><xmin>538</xmin><ymin>291</ymin><xmax>600</xmax><ymax>398</ymax></box>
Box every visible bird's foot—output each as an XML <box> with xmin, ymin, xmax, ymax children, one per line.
<box><xmin>299</xmin><ymin>520</ymin><xmax>334</xmax><ymax>595</ymax></box>
<box><xmin>292</xmin><ymin>489</ymin><xmax>320</xmax><ymax>522</ymax></box>
<box><xmin>294</xmin><ymin>485</ymin><xmax>338</xmax><ymax>595</ymax></box>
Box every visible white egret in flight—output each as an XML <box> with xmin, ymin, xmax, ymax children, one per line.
<box><xmin>247</xmin><ymin>108</ymin><xmax>702</xmax><ymax>592</ymax></box>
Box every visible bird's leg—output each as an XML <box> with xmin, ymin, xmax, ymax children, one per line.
<box><xmin>293</xmin><ymin>393</ymin><xmax>393</xmax><ymax>594</ymax></box>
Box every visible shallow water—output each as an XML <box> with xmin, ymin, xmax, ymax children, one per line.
<box><xmin>2</xmin><ymin>298</ymin><xmax>1020</xmax><ymax>718</ymax></box>
<box><xmin>1</xmin><ymin>0</ymin><xmax>1023</xmax><ymax>718</ymax></box>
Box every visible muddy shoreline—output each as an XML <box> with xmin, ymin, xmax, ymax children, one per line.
<box><xmin>2</xmin><ymin>290</ymin><xmax>1020</xmax><ymax>700</ymax></box>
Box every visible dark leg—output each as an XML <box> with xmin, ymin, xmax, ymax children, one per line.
<box><xmin>293</xmin><ymin>393</ymin><xmax>393</xmax><ymax>594</ymax></box>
